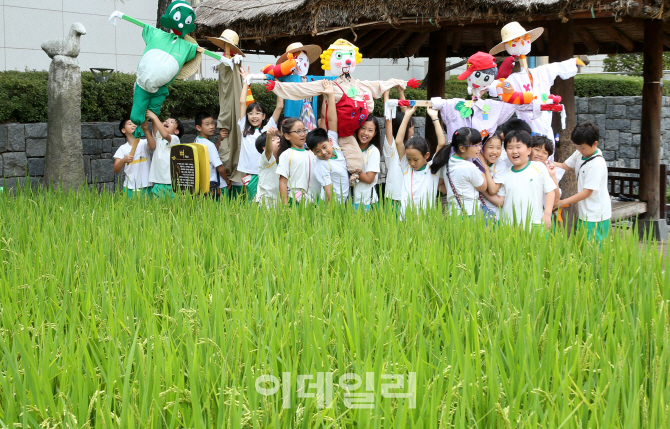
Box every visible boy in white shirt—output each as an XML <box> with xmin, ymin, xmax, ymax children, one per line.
<box><xmin>554</xmin><ymin>121</ymin><xmax>612</xmax><ymax>241</ymax></box>
<box><xmin>194</xmin><ymin>111</ymin><xmax>232</xmax><ymax>199</ymax></box>
<box><xmin>113</xmin><ymin>117</ymin><xmax>155</xmax><ymax>198</ymax></box>
<box><xmin>488</xmin><ymin>130</ymin><xmax>556</xmax><ymax>230</ymax></box>
<box><xmin>307</xmin><ymin>128</ymin><xmax>350</xmax><ymax>203</ymax></box>
<box><xmin>146</xmin><ymin>110</ymin><xmax>182</xmax><ymax>198</ymax></box>
<box><xmin>255</xmin><ymin>128</ymin><xmax>281</xmax><ymax>207</ymax></box>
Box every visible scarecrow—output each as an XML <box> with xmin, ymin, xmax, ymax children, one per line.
<box><xmin>109</xmin><ymin>1</ymin><xmax>242</xmax><ymax>140</ymax></box>
<box><xmin>267</xmin><ymin>39</ymin><xmax>420</xmax><ymax>173</ymax></box>
<box><xmin>263</xmin><ymin>43</ymin><xmax>335</xmax><ymax>130</ymax></box>
<box><xmin>488</xmin><ymin>22</ymin><xmax>585</xmax><ymax>140</ymax></box>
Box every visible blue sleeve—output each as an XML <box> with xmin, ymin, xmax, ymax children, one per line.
<box><xmin>304</xmin><ymin>75</ymin><xmax>336</xmax><ymax>82</ymax></box>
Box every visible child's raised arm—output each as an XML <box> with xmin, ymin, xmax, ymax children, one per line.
<box><xmin>239</xmin><ymin>66</ymin><xmax>251</xmax><ymax>119</ymax></box>
<box><xmin>272</xmin><ymin>97</ymin><xmax>284</xmax><ymax>124</ymax></box>
<box><xmin>322</xmin><ymin>80</ymin><xmax>337</xmax><ymax>133</ymax></box>
<box><xmin>142</xmin><ymin>118</ymin><xmax>156</xmax><ymax>150</ymax></box>
<box><xmin>397</xmin><ymin>86</ymin><xmax>408</xmax><ymax>112</ymax></box>
<box><xmin>427</xmin><ymin>108</ymin><xmax>445</xmax><ymax>153</ymax></box>
<box><xmin>384</xmin><ymin>90</ymin><xmax>394</xmax><ymax>148</ymax></box>
<box><xmin>265</xmin><ymin>127</ymin><xmax>277</xmax><ymax>161</ymax></box>
<box><xmin>146</xmin><ymin>110</ymin><xmax>170</xmax><ymax>141</ymax></box>
<box><xmin>395</xmin><ymin>105</ymin><xmax>416</xmax><ymax>159</ymax></box>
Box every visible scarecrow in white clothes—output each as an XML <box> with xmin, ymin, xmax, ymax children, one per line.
<box><xmin>487</xmin><ymin>22</ymin><xmax>585</xmax><ymax>140</ymax></box>
<box><xmin>267</xmin><ymin>39</ymin><xmax>421</xmax><ymax>173</ymax></box>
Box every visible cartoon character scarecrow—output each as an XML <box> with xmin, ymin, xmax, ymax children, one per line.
<box><xmin>267</xmin><ymin>39</ymin><xmax>420</xmax><ymax>173</ymax></box>
<box><xmin>109</xmin><ymin>1</ymin><xmax>242</xmax><ymax>140</ymax></box>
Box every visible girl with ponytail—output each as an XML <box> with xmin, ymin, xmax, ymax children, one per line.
<box><xmin>431</xmin><ymin>127</ymin><xmax>496</xmax><ymax>218</ymax></box>
<box><xmin>276</xmin><ymin>117</ymin><xmax>315</xmax><ymax>204</ymax></box>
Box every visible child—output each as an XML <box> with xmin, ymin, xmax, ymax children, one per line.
<box><xmin>238</xmin><ymin>67</ymin><xmax>284</xmax><ymax>201</ymax></box>
<box><xmin>394</xmin><ymin>105</ymin><xmax>445</xmax><ymax>218</ymax></box>
<box><xmin>113</xmin><ymin>118</ymin><xmax>155</xmax><ymax>198</ymax></box>
<box><xmin>382</xmin><ymin>87</ymin><xmax>414</xmax><ymax>210</ymax></box>
<box><xmin>430</xmin><ymin>127</ymin><xmax>490</xmax><ymax>216</ymax></box>
<box><xmin>307</xmin><ymin>81</ymin><xmax>349</xmax><ymax>203</ymax></box>
<box><xmin>146</xmin><ymin>110</ymin><xmax>182</xmax><ymax>198</ymax></box>
<box><xmin>500</xmin><ymin>118</ymin><xmax>532</xmax><ymax>139</ymax></box>
<box><xmin>352</xmin><ymin>115</ymin><xmax>381</xmax><ymax>210</ymax></box>
<box><xmin>194</xmin><ymin>111</ymin><xmax>232</xmax><ymax>198</ymax></box>
<box><xmin>531</xmin><ymin>135</ymin><xmax>565</xmax><ymax>182</ymax></box>
<box><xmin>255</xmin><ymin>128</ymin><xmax>281</xmax><ymax>207</ymax></box>
<box><xmin>554</xmin><ymin>121</ymin><xmax>611</xmax><ymax>241</ymax></box>
<box><xmin>488</xmin><ymin>130</ymin><xmax>556</xmax><ymax>230</ymax></box>
<box><xmin>479</xmin><ymin>131</ymin><xmax>510</xmax><ymax>218</ymax></box>
<box><xmin>276</xmin><ymin>118</ymin><xmax>314</xmax><ymax>204</ymax></box>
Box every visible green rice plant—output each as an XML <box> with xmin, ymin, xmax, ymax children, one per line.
<box><xmin>0</xmin><ymin>186</ymin><xmax>668</xmax><ymax>428</ymax></box>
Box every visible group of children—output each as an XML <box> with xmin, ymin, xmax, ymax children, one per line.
<box><xmin>113</xmin><ymin>76</ymin><xmax>611</xmax><ymax>240</ymax></box>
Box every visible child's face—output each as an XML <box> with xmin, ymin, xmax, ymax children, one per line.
<box><xmin>406</xmin><ymin>147</ymin><xmax>429</xmax><ymax>171</ymax></box>
<box><xmin>407</xmin><ymin>124</ymin><xmax>415</xmax><ymax>140</ymax></box>
<box><xmin>197</xmin><ymin>117</ymin><xmax>216</xmax><ymax>137</ymax></box>
<box><xmin>574</xmin><ymin>141</ymin><xmax>598</xmax><ymax>158</ymax></box>
<box><xmin>505</xmin><ymin>138</ymin><xmax>531</xmax><ymax>167</ymax></box>
<box><xmin>531</xmin><ymin>146</ymin><xmax>549</xmax><ymax>163</ymax></box>
<box><xmin>164</xmin><ymin>118</ymin><xmax>179</xmax><ymax>135</ymax></box>
<box><xmin>121</xmin><ymin>120</ymin><xmax>137</xmax><ymax>137</ymax></box>
<box><xmin>312</xmin><ymin>139</ymin><xmax>334</xmax><ymax>160</ymax></box>
<box><xmin>284</xmin><ymin>121</ymin><xmax>307</xmax><ymax>148</ymax></box>
<box><xmin>482</xmin><ymin>138</ymin><xmax>502</xmax><ymax>164</ymax></box>
<box><xmin>461</xmin><ymin>143</ymin><xmax>481</xmax><ymax>159</ymax></box>
<box><xmin>357</xmin><ymin>121</ymin><xmax>377</xmax><ymax>146</ymax></box>
<box><xmin>248</xmin><ymin>107</ymin><xmax>266</xmax><ymax>128</ymax></box>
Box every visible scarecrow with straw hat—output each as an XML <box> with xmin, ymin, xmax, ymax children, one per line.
<box><xmin>486</xmin><ymin>21</ymin><xmax>586</xmax><ymax>142</ymax></box>
<box><xmin>206</xmin><ymin>29</ymin><xmax>250</xmax><ymax>187</ymax></box>
<box><xmin>261</xmin><ymin>42</ymin><xmax>335</xmax><ymax>130</ymax></box>
<box><xmin>108</xmin><ymin>1</ymin><xmax>244</xmax><ymax>144</ymax></box>
<box><xmin>267</xmin><ymin>39</ymin><xmax>420</xmax><ymax>174</ymax></box>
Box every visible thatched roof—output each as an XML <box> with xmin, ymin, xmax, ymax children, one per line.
<box><xmin>194</xmin><ymin>0</ymin><xmax>670</xmax><ymax>57</ymax></box>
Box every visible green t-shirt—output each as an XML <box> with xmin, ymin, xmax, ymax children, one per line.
<box><xmin>136</xmin><ymin>26</ymin><xmax>197</xmax><ymax>92</ymax></box>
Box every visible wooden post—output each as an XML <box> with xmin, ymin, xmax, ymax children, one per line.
<box><xmin>425</xmin><ymin>30</ymin><xmax>447</xmax><ymax>158</ymax></box>
<box><xmin>548</xmin><ymin>20</ymin><xmax>578</xmax><ymax>230</ymax></box>
<box><xmin>640</xmin><ymin>19</ymin><xmax>663</xmax><ymax>220</ymax></box>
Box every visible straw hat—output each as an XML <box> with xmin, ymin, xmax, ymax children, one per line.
<box><xmin>176</xmin><ymin>35</ymin><xmax>202</xmax><ymax>80</ymax></box>
<box><xmin>206</xmin><ymin>29</ymin><xmax>245</xmax><ymax>57</ymax></box>
<box><xmin>489</xmin><ymin>22</ymin><xmax>544</xmax><ymax>55</ymax></box>
<box><xmin>277</xmin><ymin>42</ymin><xmax>322</xmax><ymax>65</ymax></box>
<box><xmin>327</xmin><ymin>39</ymin><xmax>357</xmax><ymax>51</ymax></box>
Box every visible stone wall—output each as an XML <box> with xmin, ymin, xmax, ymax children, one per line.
<box><xmin>575</xmin><ymin>96</ymin><xmax>670</xmax><ymax>168</ymax></box>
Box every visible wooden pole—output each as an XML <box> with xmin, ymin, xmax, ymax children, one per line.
<box><xmin>548</xmin><ymin>20</ymin><xmax>578</xmax><ymax>230</ymax></box>
<box><xmin>425</xmin><ymin>30</ymin><xmax>447</xmax><ymax>158</ymax></box>
<box><xmin>640</xmin><ymin>19</ymin><xmax>663</xmax><ymax>219</ymax></box>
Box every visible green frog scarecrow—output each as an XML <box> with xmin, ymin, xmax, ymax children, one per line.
<box><xmin>109</xmin><ymin>1</ymin><xmax>242</xmax><ymax>141</ymax></box>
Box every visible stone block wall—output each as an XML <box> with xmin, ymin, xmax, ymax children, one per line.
<box><xmin>575</xmin><ymin>96</ymin><xmax>670</xmax><ymax>168</ymax></box>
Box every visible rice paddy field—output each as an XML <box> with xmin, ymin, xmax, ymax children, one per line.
<box><xmin>0</xmin><ymin>187</ymin><xmax>669</xmax><ymax>429</ymax></box>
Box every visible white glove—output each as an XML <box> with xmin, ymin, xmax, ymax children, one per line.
<box><xmin>384</xmin><ymin>99</ymin><xmax>399</xmax><ymax>121</ymax></box>
<box><xmin>232</xmin><ymin>54</ymin><xmax>244</xmax><ymax>65</ymax></box>
<box><xmin>108</xmin><ymin>11</ymin><xmax>124</xmax><ymax>26</ymax></box>
<box><xmin>220</xmin><ymin>56</ymin><xmax>234</xmax><ymax>70</ymax></box>
<box><xmin>430</xmin><ymin>97</ymin><xmax>446</xmax><ymax>111</ymax></box>
<box><xmin>245</xmin><ymin>73</ymin><xmax>267</xmax><ymax>85</ymax></box>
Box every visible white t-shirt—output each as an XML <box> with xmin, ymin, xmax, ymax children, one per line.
<box><xmin>481</xmin><ymin>155</ymin><xmax>511</xmax><ymax>216</ymax></box>
<box><xmin>400</xmin><ymin>156</ymin><xmax>439</xmax><ymax>217</ymax></box>
<box><xmin>383</xmin><ymin>136</ymin><xmax>403</xmax><ymax>201</ymax></box>
<box><xmin>113</xmin><ymin>140</ymin><xmax>152</xmax><ymax>190</ymax></box>
<box><xmin>440</xmin><ymin>156</ymin><xmax>485</xmax><ymax>215</ymax></box>
<box><xmin>237</xmin><ymin>117</ymin><xmax>277</xmax><ymax>176</ymax></box>
<box><xmin>564</xmin><ymin>149</ymin><xmax>612</xmax><ymax>222</ymax></box>
<box><xmin>256</xmin><ymin>153</ymin><xmax>279</xmax><ymax>205</ymax></box>
<box><xmin>195</xmin><ymin>137</ymin><xmax>227</xmax><ymax>188</ymax></box>
<box><xmin>498</xmin><ymin>160</ymin><xmax>557</xmax><ymax>228</ymax></box>
<box><xmin>314</xmin><ymin>131</ymin><xmax>349</xmax><ymax>203</ymax></box>
<box><xmin>353</xmin><ymin>144</ymin><xmax>380</xmax><ymax>206</ymax></box>
<box><xmin>149</xmin><ymin>134</ymin><xmax>180</xmax><ymax>185</ymax></box>
<box><xmin>276</xmin><ymin>147</ymin><xmax>315</xmax><ymax>202</ymax></box>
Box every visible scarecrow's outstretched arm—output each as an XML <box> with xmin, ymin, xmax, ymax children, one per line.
<box><xmin>108</xmin><ymin>11</ymin><xmax>146</xmax><ymax>28</ymax></box>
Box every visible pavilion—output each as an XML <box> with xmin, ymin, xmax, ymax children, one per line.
<box><xmin>195</xmin><ymin>0</ymin><xmax>670</xmax><ymax>236</ymax></box>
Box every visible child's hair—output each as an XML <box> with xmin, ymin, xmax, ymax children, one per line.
<box><xmin>504</xmin><ymin>130</ymin><xmax>532</xmax><ymax>149</ymax></box>
<box><xmin>118</xmin><ymin>117</ymin><xmax>132</xmax><ymax>134</ymax></box>
<box><xmin>405</xmin><ymin>136</ymin><xmax>431</xmax><ymax>159</ymax></box>
<box><xmin>169</xmin><ymin>117</ymin><xmax>184</xmax><ymax>137</ymax></box>
<box><xmin>530</xmin><ymin>135</ymin><xmax>554</xmax><ymax>157</ymax></box>
<box><xmin>392</xmin><ymin>112</ymin><xmax>415</xmax><ymax>144</ymax></box>
<box><xmin>430</xmin><ymin>127</ymin><xmax>481</xmax><ymax>174</ymax></box>
<box><xmin>501</xmin><ymin>118</ymin><xmax>532</xmax><ymax>136</ymax></box>
<box><xmin>306</xmin><ymin>128</ymin><xmax>329</xmax><ymax>150</ymax></box>
<box><xmin>195</xmin><ymin>111</ymin><xmax>214</xmax><ymax>128</ymax></box>
<box><xmin>571</xmin><ymin>121</ymin><xmax>600</xmax><ymax>146</ymax></box>
<box><xmin>277</xmin><ymin>117</ymin><xmax>303</xmax><ymax>159</ymax></box>
<box><xmin>243</xmin><ymin>102</ymin><xmax>268</xmax><ymax>137</ymax></box>
<box><xmin>255</xmin><ymin>132</ymin><xmax>268</xmax><ymax>154</ymax></box>
<box><xmin>358</xmin><ymin>115</ymin><xmax>381</xmax><ymax>153</ymax></box>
